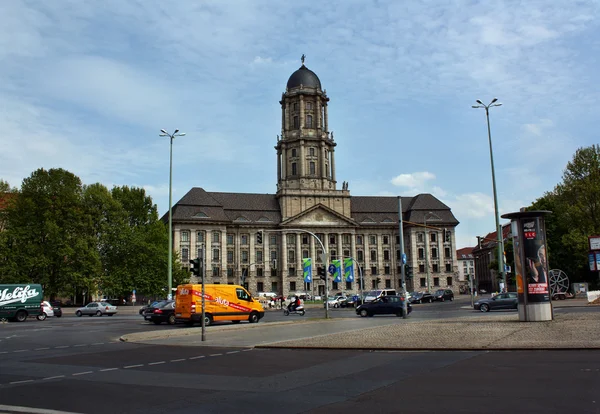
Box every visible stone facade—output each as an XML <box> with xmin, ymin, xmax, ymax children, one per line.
<box><xmin>167</xmin><ymin>60</ymin><xmax>460</xmax><ymax>297</ymax></box>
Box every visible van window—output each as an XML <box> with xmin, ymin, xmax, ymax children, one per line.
<box><xmin>236</xmin><ymin>288</ymin><xmax>252</xmax><ymax>302</ymax></box>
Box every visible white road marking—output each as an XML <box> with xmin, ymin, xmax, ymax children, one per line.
<box><xmin>123</xmin><ymin>364</ymin><xmax>144</xmax><ymax>369</ymax></box>
<box><xmin>43</xmin><ymin>375</ymin><xmax>65</xmax><ymax>380</ymax></box>
<box><xmin>54</xmin><ymin>346</ymin><xmax>69</xmax><ymax>349</ymax></box>
<box><xmin>189</xmin><ymin>356</ymin><xmax>205</xmax><ymax>360</ymax></box>
<box><xmin>91</xmin><ymin>343</ymin><xmax>104</xmax><ymax>346</ymax></box>
<box><xmin>209</xmin><ymin>353</ymin><xmax>222</xmax><ymax>357</ymax></box>
<box><xmin>73</xmin><ymin>344</ymin><xmax>86</xmax><ymax>347</ymax></box>
<box><xmin>13</xmin><ymin>350</ymin><xmax>27</xmax><ymax>353</ymax></box>
<box><xmin>9</xmin><ymin>380</ymin><xmax>34</xmax><ymax>384</ymax></box>
<box><xmin>0</xmin><ymin>351</ymin><xmax>8</xmax><ymax>354</ymax></box>
<box><xmin>99</xmin><ymin>368</ymin><xmax>119</xmax><ymax>372</ymax></box>
<box><xmin>0</xmin><ymin>403</ymin><xmax>84</xmax><ymax>414</ymax></box>
<box><xmin>226</xmin><ymin>351</ymin><xmax>240</xmax><ymax>354</ymax></box>
<box><xmin>34</xmin><ymin>348</ymin><xmax>50</xmax><ymax>351</ymax></box>
<box><xmin>242</xmin><ymin>349</ymin><xmax>253</xmax><ymax>351</ymax></box>
<box><xmin>148</xmin><ymin>361</ymin><xmax>165</xmax><ymax>365</ymax></box>
<box><xmin>72</xmin><ymin>371</ymin><xmax>93</xmax><ymax>376</ymax></box>
<box><xmin>170</xmin><ymin>359</ymin><xmax>185</xmax><ymax>362</ymax></box>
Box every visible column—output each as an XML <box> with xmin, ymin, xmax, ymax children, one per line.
<box><xmin>285</xmin><ymin>100</ymin><xmax>290</xmax><ymax>131</ymax></box>
<box><xmin>331</xmin><ymin>150</ymin><xmax>336</xmax><ymax>183</ymax></box>
<box><xmin>299</xmin><ymin>140</ymin><xmax>305</xmax><ymax>177</ymax></box>
<box><xmin>281</xmin><ymin>144</ymin><xmax>287</xmax><ymax>180</ymax></box>
<box><xmin>351</xmin><ymin>232</ymin><xmax>357</xmax><ymax>289</ymax></box>
<box><xmin>324</xmin><ymin>103</ymin><xmax>328</xmax><ymax>132</ymax></box>
<box><xmin>296</xmin><ymin>233</ymin><xmax>302</xmax><ymax>288</ymax></box>
<box><xmin>235</xmin><ymin>232</ymin><xmax>241</xmax><ymax>282</ymax></box>
<box><xmin>277</xmin><ymin>149</ymin><xmax>281</xmax><ymax>183</ymax></box>
<box><xmin>205</xmin><ymin>230</ymin><xmax>213</xmax><ymax>277</ymax></box>
<box><xmin>281</xmin><ymin>232</ymin><xmax>288</xmax><ymax>295</ymax></box>
<box><xmin>299</xmin><ymin>95</ymin><xmax>305</xmax><ymax>131</ymax></box>
<box><xmin>281</xmin><ymin>101</ymin><xmax>285</xmax><ymax>133</ymax></box>
<box><xmin>320</xmin><ymin>143</ymin><xmax>326</xmax><ymax>179</ymax></box>
<box><xmin>221</xmin><ymin>229</ymin><xmax>227</xmax><ymax>280</ymax></box>
<box><xmin>310</xmin><ymin>235</ymin><xmax>316</xmax><ymax>296</ymax></box>
<box><xmin>174</xmin><ymin>228</ymin><xmax>181</xmax><ymax>261</ymax></box>
<box><xmin>316</xmin><ymin>98</ymin><xmax>321</xmax><ymax>130</ymax></box>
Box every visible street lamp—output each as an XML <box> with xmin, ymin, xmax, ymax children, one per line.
<box><xmin>472</xmin><ymin>99</ymin><xmax>506</xmax><ymax>291</ymax></box>
<box><xmin>160</xmin><ymin>129</ymin><xmax>186</xmax><ymax>299</ymax></box>
<box><xmin>423</xmin><ymin>211</ymin><xmax>440</xmax><ymax>292</ymax></box>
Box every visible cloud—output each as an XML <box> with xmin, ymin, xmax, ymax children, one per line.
<box><xmin>391</xmin><ymin>172</ymin><xmax>436</xmax><ymax>188</ymax></box>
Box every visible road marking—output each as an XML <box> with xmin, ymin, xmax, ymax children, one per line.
<box><xmin>73</xmin><ymin>344</ymin><xmax>86</xmax><ymax>347</ymax></box>
<box><xmin>34</xmin><ymin>347</ymin><xmax>50</xmax><ymax>351</ymax></box>
<box><xmin>72</xmin><ymin>371</ymin><xmax>93</xmax><ymax>376</ymax></box>
<box><xmin>148</xmin><ymin>361</ymin><xmax>165</xmax><ymax>365</ymax></box>
<box><xmin>171</xmin><ymin>359</ymin><xmax>185</xmax><ymax>362</ymax></box>
<box><xmin>13</xmin><ymin>349</ymin><xmax>27</xmax><ymax>353</ymax></box>
<box><xmin>43</xmin><ymin>375</ymin><xmax>65</xmax><ymax>380</ymax></box>
<box><xmin>0</xmin><ymin>404</ymin><xmax>84</xmax><ymax>414</ymax></box>
<box><xmin>9</xmin><ymin>380</ymin><xmax>34</xmax><ymax>384</ymax></box>
<box><xmin>123</xmin><ymin>364</ymin><xmax>144</xmax><ymax>369</ymax></box>
<box><xmin>242</xmin><ymin>349</ymin><xmax>253</xmax><ymax>352</ymax></box>
<box><xmin>54</xmin><ymin>345</ymin><xmax>69</xmax><ymax>349</ymax></box>
<box><xmin>189</xmin><ymin>356</ymin><xmax>205</xmax><ymax>360</ymax></box>
<box><xmin>99</xmin><ymin>368</ymin><xmax>119</xmax><ymax>372</ymax></box>
<box><xmin>91</xmin><ymin>342</ymin><xmax>104</xmax><ymax>346</ymax></box>
<box><xmin>226</xmin><ymin>351</ymin><xmax>240</xmax><ymax>354</ymax></box>
<box><xmin>0</xmin><ymin>351</ymin><xmax>7</xmax><ymax>354</ymax></box>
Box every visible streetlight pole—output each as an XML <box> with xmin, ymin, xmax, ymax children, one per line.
<box><xmin>160</xmin><ymin>129</ymin><xmax>186</xmax><ymax>300</ymax></box>
<box><xmin>472</xmin><ymin>99</ymin><xmax>505</xmax><ymax>291</ymax></box>
<box><xmin>424</xmin><ymin>212</ymin><xmax>432</xmax><ymax>292</ymax></box>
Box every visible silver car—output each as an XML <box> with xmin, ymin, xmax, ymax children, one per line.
<box><xmin>75</xmin><ymin>302</ymin><xmax>118</xmax><ymax>317</ymax></box>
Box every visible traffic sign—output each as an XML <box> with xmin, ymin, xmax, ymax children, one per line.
<box><xmin>328</xmin><ymin>264</ymin><xmax>336</xmax><ymax>274</ymax></box>
<box><xmin>401</xmin><ymin>253</ymin><xmax>407</xmax><ymax>264</ymax></box>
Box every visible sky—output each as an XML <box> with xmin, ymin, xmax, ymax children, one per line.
<box><xmin>1</xmin><ymin>0</ymin><xmax>599</xmax><ymax>249</ymax></box>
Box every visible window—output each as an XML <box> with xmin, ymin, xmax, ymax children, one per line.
<box><xmin>213</xmin><ymin>231</ymin><xmax>220</xmax><ymax>243</ymax></box>
<box><xmin>396</xmin><ymin>250</ymin><xmax>401</xmax><ymax>260</ymax></box>
<box><xmin>383</xmin><ymin>250</ymin><xmax>390</xmax><ymax>261</ymax></box>
<box><xmin>306</xmin><ymin>115</ymin><xmax>313</xmax><ymax>128</ymax></box>
<box><xmin>329</xmin><ymin>234</ymin><xmax>336</xmax><ymax>245</ymax></box>
<box><xmin>290</xmin><ymin>281</ymin><xmax>296</xmax><ymax>291</ymax></box>
<box><xmin>369</xmin><ymin>235</ymin><xmax>377</xmax><ymax>245</ymax></box>
<box><xmin>227</xmin><ymin>251</ymin><xmax>234</xmax><ymax>263</ymax></box>
<box><xmin>432</xmin><ymin>248</ymin><xmax>438</xmax><ymax>259</ymax></box>
<box><xmin>370</xmin><ymin>250</ymin><xmax>377</xmax><ymax>261</ymax></box>
<box><xmin>291</xmin><ymin>163</ymin><xmax>297</xmax><ymax>175</ymax></box>
<box><xmin>293</xmin><ymin>103</ymin><xmax>298</xmax><ymax>111</ymax></box>
<box><xmin>420</xmin><ymin>277</ymin><xmax>426</xmax><ymax>287</ymax></box>
<box><xmin>419</xmin><ymin>264</ymin><xmax>425</xmax><ymax>273</ymax></box>
<box><xmin>385</xmin><ymin>279</ymin><xmax>391</xmax><ymax>288</ymax></box>
<box><xmin>181</xmin><ymin>231</ymin><xmax>189</xmax><ymax>242</ymax></box>
<box><xmin>181</xmin><ymin>247</ymin><xmax>189</xmax><ymax>262</ymax></box>
<box><xmin>445</xmin><ymin>230</ymin><xmax>452</xmax><ymax>242</ymax></box>
<box><xmin>271</xmin><ymin>282</ymin><xmax>278</xmax><ymax>292</ymax></box>
<box><xmin>302</xmin><ymin>235</ymin><xmax>309</xmax><ymax>244</ymax></box>
<box><xmin>287</xmin><ymin>234</ymin><xmax>296</xmax><ymax>244</ymax></box>
<box><xmin>446</xmin><ymin>263</ymin><xmax>452</xmax><ymax>272</ymax></box>
<box><xmin>270</xmin><ymin>235</ymin><xmax>277</xmax><ymax>244</ymax></box>
<box><xmin>213</xmin><ymin>249</ymin><xmax>220</xmax><ymax>261</ymax></box>
<box><xmin>317</xmin><ymin>249</ymin><xmax>323</xmax><ymax>262</ymax></box>
<box><xmin>346</xmin><ymin>281</ymin><xmax>352</xmax><ymax>290</ymax></box>
<box><xmin>197</xmin><ymin>231</ymin><xmax>204</xmax><ymax>243</ymax></box>
<box><xmin>357</xmin><ymin>235</ymin><xmax>363</xmax><ymax>245</ymax></box>
<box><xmin>341</xmin><ymin>234</ymin><xmax>350</xmax><ymax>244</ymax></box>
<box><xmin>431</xmin><ymin>232</ymin><xmax>437</xmax><ymax>242</ymax></box>
<box><xmin>302</xmin><ymin>250</ymin><xmax>309</xmax><ymax>259</ymax></box>
<box><xmin>397</xmin><ymin>265</ymin><xmax>402</xmax><ymax>274</ymax></box>
<box><xmin>306</xmin><ymin>102</ymin><xmax>313</xmax><ymax>110</ymax></box>
<box><xmin>384</xmin><ymin>266</ymin><xmax>390</xmax><ymax>275</ymax></box>
<box><xmin>418</xmin><ymin>248</ymin><xmax>424</xmax><ymax>259</ymax></box>
<box><xmin>288</xmin><ymin>267</ymin><xmax>295</xmax><ymax>276</ymax></box>
<box><xmin>316</xmin><ymin>233</ymin><xmax>324</xmax><ymax>242</ymax></box>
<box><xmin>371</xmin><ymin>266</ymin><xmax>377</xmax><ymax>275</ymax></box>
<box><xmin>291</xmin><ymin>148</ymin><xmax>297</xmax><ymax>157</ymax></box>
<box><xmin>310</xmin><ymin>147</ymin><xmax>315</xmax><ymax>156</ymax></box>
<box><xmin>309</xmin><ymin>162</ymin><xmax>315</xmax><ymax>174</ymax></box>
<box><xmin>371</xmin><ymin>280</ymin><xmax>377</xmax><ymax>288</ymax></box>
<box><xmin>433</xmin><ymin>277</ymin><xmax>440</xmax><ymax>286</ymax></box>
<box><xmin>257</xmin><ymin>282</ymin><xmax>264</xmax><ymax>292</ymax></box>
<box><xmin>343</xmin><ymin>250</ymin><xmax>350</xmax><ymax>257</ymax></box>
<box><xmin>332</xmin><ymin>282</ymin><xmax>338</xmax><ymax>290</ymax></box>
<box><xmin>383</xmin><ymin>235</ymin><xmax>389</xmax><ymax>245</ymax></box>
<box><xmin>212</xmin><ymin>267</ymin><xmax>220</xmax><ymax>277</ymax></box>
<box><xmin>271</xmin><ymin>268</ymin><xmax>277</xmax><ymax>277</ymax></box>
<box><xmin>256</xmin><ymin>250</ymin><xmax>263</xmax><ymax>262</ymax></box>
<box><xmin>417</xmin><ymin>233</ymin><xmax>424</xmax><ymax>243</ymax></box>
<box><xmin>241</xmin><ymin>251</ymin><xmax>248</xmax><ymax>263</ymax></box>
<box><xmin>330</xmin><ymin>250</ymin><xmax>337</xmax><ymax>260</ymax></box>
<box><xmin>288</xmin><ymin>250</ymin><xmax>295</xmax><ymax>262</ymax></box>
<box><xmin>293</xmin><ymin>116</ymin><xmax>299</xmax><ymax>129</ymax></box>
<box><xmin>357</xmin><ymin>250</ymin><xmax>364</xmax><ymax>262</ymax></box>
<box><xmin>396</xmin><ymin>235</ymin><xmax>400</xmax><ymax>244</ymax></box>
<box><xmin>357</xmin><ymin>278</ymin><xmax>364</xmax><ymax>289</ymax></box>
<box><xmin>445</xmin><ymin>247</ymin><xmax>451</xmax><ymax>258</ymax></box>
<box><xmin>227</xmin><ymin>268</ymin><xmax>234</xmax><ymax>277</ymax></box>
<box><xmin>447</xmin><ymin>277</ymin><xmax>453</xmax><ymax>286</ymax></box>
<box><xmin>241</xmin><ymin>235</ymin><xmax>248</xmax><ymax>245</ymax></box>
<box><xmin>433</xmin><ymin>264</ymin><xmax>439</xmax><ymax>273</ymax></box>
<box><xmin>256</xmin><ymin>233</ymin><xmax>262</xmax><ymax>244</ymax></box>
<box><xmin>270</xmin><ymin>251</ymin><xmax>277</xmax><ymax>261</ymax></box>
<box><xmin>226</xmin><ymin>234</ymin><xmax>234</xmax><ymax>245</ymax></box>
<box><xmin>197</xmin><ymin>248</ymin><xmax>203</xmax><ymax>261</ymax></box>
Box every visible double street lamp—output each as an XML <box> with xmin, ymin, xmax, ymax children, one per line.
<box><xmin>160</xmin><ymin>129</ymin><xmax>186</xmax><ymax>299</ymax></box>
<box><xmin>472</xmin><ymin>98</ymin><xmax>506</xmax><ymax>290</ymax></box>
<box><xmin>423</xmin><ymin>211</ymin><xmax>441</xmax><ymax>292</ymax></box>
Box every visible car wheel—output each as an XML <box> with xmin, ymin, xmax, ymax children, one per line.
<box><xmin>417</xmin><ymin>300</ymin><xmax>421</xmax><ymax>304</ymax></box>
<box><xmin>480</xmin><ymin>303</ymin><xmax>490</xmax><ymax>312</ymax></box>
<box><xmin>15</xmin><ymin>310</ymin><xmax>27</xmax><ymax>322</ymax></box>
<box><xmin>334</xmin><ymin>303</ymin><xmax>339</xmax><ymax>308</ymax></box>
<box><xmin>96</xmin><ymin>311</ymin><xmax>102</xmax><ymax>317</ymax></box>
<box><xmin>395</xmin><ymin>311</ymin><xmax>403</xmax><ymax>317</ymax></box>
<box><xmin>450</xmin><ymin>296</ymin><xmax>454</xmax><ymax>301</ymax></box>
<box><xmin>204</xmin><ymin>314</ymin><xmax>213</xmax><ymax>326</ymax></box>
<box><xmin>153</xmin><ymin>320</ymin><xmax>162</xmax><ymax>325</ymax></box>
<box><xmin>37</xmin><ymin>313</ymin><xmax>47</xmax><ymax>321</ymax></box>
<box><xmin>359</xmin><ymin>309</ymin><xmax>369</xmax><ymax>317</ymax></box>
<box><xmin>248</xmin><ymin>311</ymin><xmax>259</xmax><ymax>324</ymax></box>
<box><xmin>76</xmin><ymin>310</ymin><xmax>82</xmax><ymax>317</ymax></box>
<box><xmin>441</xmin><ymin>297</ymin><xmax>445</xmax><ymax>302</ymax></box>
<box><xmin>168</xmin><ymin>314</ymin><xmax>176</xmax><ymax>325</ymax></box>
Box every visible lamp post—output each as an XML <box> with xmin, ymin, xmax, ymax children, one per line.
<box><xmin>423</xmin><ymin>212</ymin><xmax>434</xmax><ymax>292</ymax></box>
<box><xmin>160</xmin><ymin>129</ymin><xmax>186</xmax><ymax>299</ymax></box>
<box><xmin>472</xmin><ymin>99</ymin><xmax>505</xmax><ymax>291</ymax></box>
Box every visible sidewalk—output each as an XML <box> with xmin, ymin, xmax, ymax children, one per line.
<box><xmin>121</xmin><ymin>308</ymin><xmax>600</xmax><ymax>350</ymax></box>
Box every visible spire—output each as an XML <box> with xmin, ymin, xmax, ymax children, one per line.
<box><xmin>301</xmin><ymin>54</ymin><xmax>306</xmax><ymax>66</ymax></box>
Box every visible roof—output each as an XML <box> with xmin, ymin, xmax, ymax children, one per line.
<box><xmin>456</xmin><ymin>247</ymin><xmax>476</xmax><ymax>259</ymax></box>
<box><xmin>476</xmin><ymin>223</ymin><xmax>511</xmax><ymax>250</ymax></box>
<box><xmin>166</xmin><ymin>188</ymin><xmax>459</xmax><ymax>227</ymax></box>
<box><xmin>286</xmin><ymin>65</ymin><xmax>322</xmax><ymax>90</ymax></box>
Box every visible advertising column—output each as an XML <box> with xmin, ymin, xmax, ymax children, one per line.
<box><xmin>502</xmin><ymin>210</ymin><xmax>553</xmax><ymax>322</ymax></box>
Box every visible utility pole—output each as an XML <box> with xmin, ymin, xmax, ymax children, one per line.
<box><xmin>398</xmin><ymin>196</ymin><xmax>408</xmax><ymax>319</ymax></box>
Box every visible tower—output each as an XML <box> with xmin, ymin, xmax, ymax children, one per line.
<box><xmin>275</xmin><ymin>56</ymin><xmax>351</xmax><ymax>221</ymax></box>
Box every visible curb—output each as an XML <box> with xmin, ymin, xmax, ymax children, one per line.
<box><xmin>254</xmin><ymin>345</ymin><xmax>600</xmax><ymax>351</ymax></box>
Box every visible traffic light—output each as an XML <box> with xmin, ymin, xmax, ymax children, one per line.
<box><xmin>257</xmin><ymin>231</ymin><xmax>263</xmax><ymax>244</ymax></box>
<box><xmin>405</xmin><ymin>264</ymin><xmax>413</xmax><ymax>279</ymax></box>
<box><xmin>376</xmin><ymin>277</ymin><xmax>381</xmax><ymax>286</ymax></box>
<box><xmin>190</xmin><ymin>258</ymin><xmax>201</xmax><ymax>277</ymax></box>
<box><xmin>318</xmin><ymin>268</ymin><xmax>327</xmax><ymax>281</ymax></box>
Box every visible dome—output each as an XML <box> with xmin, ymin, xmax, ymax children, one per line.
<box><xmin>286</xmin><ymin>65</ymin><xmax>322</xmax><ymax>90</ymax></box>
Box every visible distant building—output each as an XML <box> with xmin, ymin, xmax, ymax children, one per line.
<box><xmin>166</xmin><ymin>59</ymin><xmax>460</xmax><ymax>297</ymax></box>
<box><xmin>456</xmin><ymin>247</ymin><xmax>475</xmax><ymax>283</ymax></box>
<box><xmin>472</xmin><ymin>224</ymin><xmax>511</xmax><ymax>293</ymax></box>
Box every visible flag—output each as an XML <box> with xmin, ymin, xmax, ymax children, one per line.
<box><xmin>303</xmin><ymin>258</ymin><xmax>312</xmax><ymax>282</ymax></box>
<box><xmin>332</xmin><ymin>260</ymin><xmax>342</xmax><ymax>282</ymax></box>
<box><xmin>344</xmin><ymin>258</ymin><xmax>354</xmax><ymax>282</ymax></box>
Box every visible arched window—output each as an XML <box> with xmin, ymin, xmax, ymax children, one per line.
<box><xmin>291</xmin><ymin>148</ymin><xmax>297</xmax><ymax>157</ymax></box>
<box><xmin>306</xmin><ymin>115</ymin><xmax>313</xmax><ymax>128</ymax></box>
<box><xmin>309</xmin><ymin>162</ymin><xmax>315</xmax><ymax>175</ymax></box>
<box><xmin>293</xmin><ymin>116</ymin><xmax>299</xmax><ymax>129</ymax></box>
<box><xmin>306</xmin><ymin>102</ymin><xmax>313</xmax><ymax>110</ymax></box>
<box><xmin>291</xmin><ymin>162</ymin><xmax>297</xmax><ymax>175</ymax></box>
<box><xmin>309</xmin><ymin>147</ymin><xmax>315</xmax><ymax>156</ymax></box>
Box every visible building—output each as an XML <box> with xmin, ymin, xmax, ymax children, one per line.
<box><xmin>456</xmin><ymin>246</ymin><xmax>476</xmax><ymax>292</ymax></box>
<box><xmin>472</xmin><ymin>224</ymin><xmax>511</xmax><ymax>293</ymax></box>
<box><xmin>167</xmin><ymin>59</ymin><xmax>460</xmax><ymax>297</ymax></box>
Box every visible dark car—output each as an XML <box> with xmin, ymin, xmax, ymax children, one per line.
<box><xmin>143</xmin><ymin>300</ymin><xmax>176</xmax><ymax>325</ymax></box>
<box><xmin>356</xmin><ymin>295</ymin><xmax>412</xmax><ymax>317</ymax></box>
<box><xmin>139</xmin><ymin>301</ymin><xmax>160</xmax><ymax>315</ymax></box>
<box><xmin>53</xmin><ymin>305</ymin><xmax>63</xmax><ymax>317</ymax></box>
<box><xmin>433</xmin><ymin>289</ymin><xmax>454</xmax><ymax>302</ymax></box>
<box><xmin>409</xmin><ymin>292</ymin><xmax>434</xmax><ymax>304</ymax></box>
<box><xmin>474</xmin><ymin>293</ymin><xmax>518</xmax><ymax>312</ymax></box>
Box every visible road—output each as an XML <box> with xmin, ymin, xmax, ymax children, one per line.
<box><xmin>0</xmin><ymin>300</ymin><xmax>598</xmax><ymax>414</ymax></box>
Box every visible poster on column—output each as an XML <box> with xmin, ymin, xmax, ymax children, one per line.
<box><xmin>522</xmin><ymin>218</ymin><xmax>550</xmax><ymax>303</ymax></box>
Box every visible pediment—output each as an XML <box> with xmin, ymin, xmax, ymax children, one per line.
<box><xmin>281</xmin><ymin>204</ymin><xmax>356</xmax><ymax>227</ymax></box>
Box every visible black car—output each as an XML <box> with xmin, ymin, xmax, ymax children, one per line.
<box><xmin>474</xmin><ymin>293</ymin><xmax>518</xmax><ymax>312</ymax></box>
<box><xmin>433</xmin><ymin>289</ymin><xmax>454</xmax><ymax>302</ymax></box>
<box><xmin>356</xmin><ymin>295</ymin><xmax>412</xmax><ymax>317</ymax></box>
<box><xmin>139</xmin><ymin>301</ymin><xmax>160</xmax><ymax>315</ymax></box>
<box><xmin>143</xmin><ymin>300</ymin><xmax>176</xmax><ymax>325</ymax></box>
<box><xmin>409</xmin><ymin>292</ymin><xmax>434</xmax><ymax>304</ymax></box>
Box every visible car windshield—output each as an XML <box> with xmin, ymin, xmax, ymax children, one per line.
<box><xmin>99</xmin><ymin>302</ymin><xmax>110</xmax><ymax>306</ymax></box>
<box><xmin>435</xmin><ymin>290</ymin><xmax>444</xmax><ymax>294</ymax></box>
<box><xmin>413</xmin><ymin>292</ymin><xmax>423</xmax><ymax>298</ymax></box>
<box><xmin>366</xmin><ymin>290</ymin><xmax>382</xmax><ymax>297</ymax></box>
<box><xmin>154</xmin><ymin>300</ymin><xmax>170</xmax><ymax>308</ymax></box>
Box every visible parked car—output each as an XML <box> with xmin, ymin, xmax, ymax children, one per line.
<box><xmin>474</xmin><ymin>292</ymin><xmax>518</xmax><ymax>312</ymax></box>
<box><xmin>75</xmin><ymin>302</ymin><xmax>118</xmax><ymax>317</ymax></box>
<box><xmin>139</xmin><ymin>301</ymin><xmax>160</xmax><ymax>315</ymax></box>
<box><xmin>409</xmin><ymin>292</ymin><xmax>434</xmax><ymax>304</ymax></box>
<box><xmin>433</xmin><ymin>289</ymin><xmax>454</xmax><ymax>302</ymax></box>
<box><xmin>38</xmin><ymin>300</ymin><xmax>62</xmax><ymax>319</ymax></box>
<box><xmin>143</xmin><ymin>300</ymin><xmax>176</xmax><ymax>325</ymax></box>
<box><xmin>323</xmin><ymin>296</ymin><xmax>347</xmax><ymax>308</ymax></box>
<box><xmin>356</xmin><ymin>295</ymin><xmax>412</xmax><ymax>317</ymax></box>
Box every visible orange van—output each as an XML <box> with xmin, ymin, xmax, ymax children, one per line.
<box><xmin>175</xmin><ymin>284</ymin><xmax>264</xmax><ymax>326</ymax></box>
